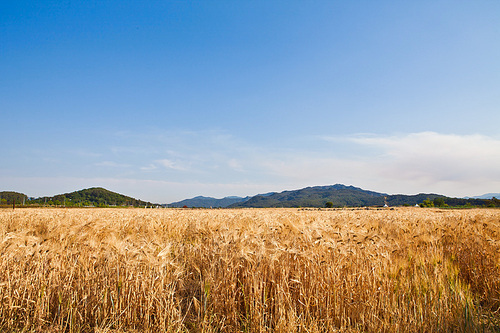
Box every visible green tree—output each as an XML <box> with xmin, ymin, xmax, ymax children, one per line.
<box><xmin>433</xmin><ymin>197</ymin><xmax>445</xmax><ymax>207</ymax></box>
<box><xmin>420</xmin><ymin>198</ymin><xmax>434</xmax><ymax>208</ymax></box>
<box><xmin>325</xmin><ymin>201</ymin><xmax>334</xmax><ymax>208</ymax></box>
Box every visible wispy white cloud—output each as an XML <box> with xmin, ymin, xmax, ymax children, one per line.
<box><xmin>314</xmin><ymin>132</ymin><xmax>500</xmax><ymax>196</ymax></box>
<box><xmin>347</xmin><ymin>132</ymin><xmax>500</xmax><ymax>180</ymax></box>
<box><xmin>156</xmin><ymin>159</ymin><xmax>189</xmax><ymax>171</ymax></box>
<box><xmin>4</xmin><ymin>131</ymin><xmax>499</xmax><ymax>202</ymax></box>
<box><xmin>140</xmin><ymin>164</ymin><xmax>158</xmax><ymax>171</ymax></box>
<box><xmin>108</xmin><ymin>131</ymin><xmax>500</xmax><ymax>198</ymax></box>
<box><xmin>0</xmin><ymin>176</ymin><xmax>276</xmax><ymax>203</ymax></box>
<box><xmin>228</xmin><ymin>159</ymin><xmax>244</xmax><ymax>171</ymax></box>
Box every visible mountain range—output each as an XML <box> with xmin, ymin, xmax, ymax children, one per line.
<box><xmin>230</xmin><ymin>184</ymin><xmax>387</xmax><ymax>208</ymax></box>
<box><xmin>168</xmin><ymin>184</ymin><xmax>499</xmax><ymax>208</ymax></box>
<box><xmin>468</xmin><ymin>193</ymin><xmax>500</xmax><ymax>200</ymax></box>
<box><xmin>1</xmin><ymin>185</ymin><xmax>498</xmax><ymax>208</ymax></box>
<box><xmin>168</xmin><ymin>195</ymin><xmax>250</xmax><ymax>208</ymax></box>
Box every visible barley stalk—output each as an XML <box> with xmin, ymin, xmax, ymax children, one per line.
<box><xmin>0</xmin><ymin>208</ymin><xmax>499</xmax><ymax>332</ymax></box>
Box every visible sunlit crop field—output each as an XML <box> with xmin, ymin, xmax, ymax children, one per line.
<box><xmin>1</xmin><ymin>207</ymin><xmax>499</xmax><ymax>332</ymax></box>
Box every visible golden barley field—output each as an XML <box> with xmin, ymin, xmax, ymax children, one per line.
<box><xmin>0</xmin><ymin>207</ymin><xmax>499</xmax><ymax>332</ymax></box>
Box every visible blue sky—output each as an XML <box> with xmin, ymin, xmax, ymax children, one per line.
<box><xmin>1</xmin><ymin>1</ymin><xmax>499</xmax><ymax>203</ymax></box>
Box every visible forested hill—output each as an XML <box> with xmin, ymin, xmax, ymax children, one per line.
<box><xmin>229</xmin><ymin>184</ymin><xmax>387</xmax><ymax>208</ymax></box>
<box><xmin>228</xmin><ymin>185</ymin><xmax>500</xmax><ymax>208</ymax></box>
<box><xmin>2</xmin><ymin>185</ymin><xmax>499</xmax><ymax>208</ymax></box>
<box><xmin>0</xmin><ymin>191</ymin><xmax>28</xmax><ymax>205</ymax></box>
<box><xmin>1</xmin><ymin>188</ymin><xmax>155</xmax><ymax>207</ymax></box>
<box><xmin>47</xmin><ymin>187</ymin><xmax>154</xmax><ymax>207</ymax></box>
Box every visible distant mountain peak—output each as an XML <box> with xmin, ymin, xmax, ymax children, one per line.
<box><xmin>168</xmin><ymin>195</ymin><xmax>248</xmax><ymax>208</ymax></box>
<box><xmin>469</xmin><ymin>193</ymin><xmax>500</xmax><ymax>199</ymax></box>
<box><xmin>229</xmin><ymin>184</ymin><xmax>387</xmax><ymax>208</ymax></box>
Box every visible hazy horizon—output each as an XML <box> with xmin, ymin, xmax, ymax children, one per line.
<box><xmin>2</xmin><ymin>183</ymin><xmax>498</xmax><ymax>205</ymax></box>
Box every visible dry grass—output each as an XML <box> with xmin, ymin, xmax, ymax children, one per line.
<box><xmin>0</xmin><ymin>207</ymin><xmax>499</xmax><ymax>332</ymax></box>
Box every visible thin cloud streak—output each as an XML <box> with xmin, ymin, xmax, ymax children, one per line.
<box><xmin>156</xmin><ymin>159</ymin><xmax>189</xmax><ymax>171</ymax></box>
<box><xmin>347</xmin><ymin>132</ymin><xmax>500</xmax><ymax>180</ymax></box>
<box><xmin>65</xmin><ymin>130</ymin><xmax>500</xmax><ymax>200</ymax></box>
<box><xmin>319</xmin><ymin>132</ymin><xmax>500</xmax><ymax>196</ymax></box>
<box><xmin>2</xmin><ymin>131</ymin><xmax>498</xmax><ymax>202</ymax></box>
<box><xmin>0</xmin><ymin>176</ymin><xmax>276</xmax><ymax>203</ymax></box>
